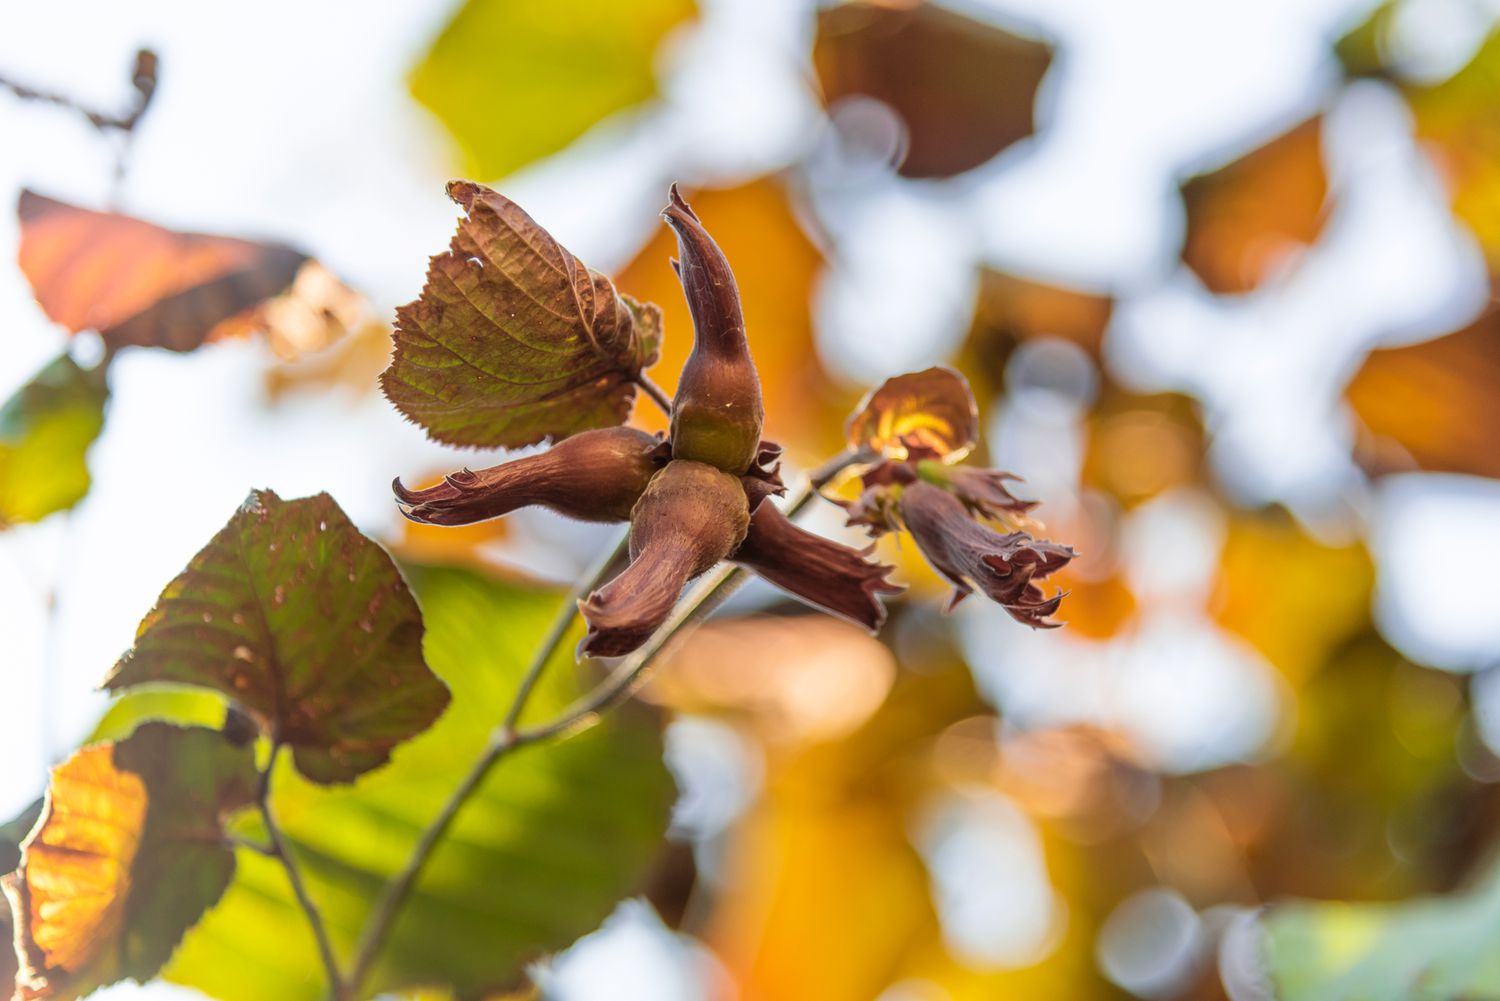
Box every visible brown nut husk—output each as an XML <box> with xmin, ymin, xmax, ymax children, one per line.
<box><xmin>393</xmin><ymin>427</ymin><xmax>663</xmax><ymax>526</ymax></box>
<box><xmin>580</xmin><ymin>459</ymin><xmax>751</xmax><ymax>657</ymax></box>
<box><xmin>661</xmin><ymin>185</ymin><xmax>765</xmax><ymax>475</ymax></box>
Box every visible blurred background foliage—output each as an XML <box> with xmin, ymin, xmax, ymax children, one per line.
<box><xmin>5</xmin><ymin>0</ymin><xmax>1500</xmax><ymax>998</ymax></box>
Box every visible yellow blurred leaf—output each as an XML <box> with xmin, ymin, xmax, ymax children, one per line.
<box><xmin>1407</xmin><ymin>31</ymin><xmax>1500</xmax><ymax>272</ymax></box>
<box><xmin>410</xmin><ymin>0</ymin><xmax>695</xmax><ymax>179</ymax></box>
<box><xmin>1211</xmin><ymin>508</ymin><xmax>1373</xmax><ymax>685</ymax></box>
<box><xmin>1080</xmin><ymin>389</ymin><xmax>1206</xmax><ymax>506</ymax></box>
<box><xmin>0</xmin><ymin>355</ymin><xmax>108</xmax><ymax>529</ymax></box>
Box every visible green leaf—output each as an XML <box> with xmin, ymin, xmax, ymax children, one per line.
<box><xmin>103</xmin><ymin>489</ymin><xmax>450</xmax><ymax>785</ymax></box>
<box><xmin>409</xmin><ymin>0</ymin><xmax>695</xmax><ymax>180</ymax></box>
<box><xmin>2</xmin><ymin>723</ymin><xmax>258</xmax><ymax>999</ymax></box>
<box><xmin>1261</xmin><ymin>863</ymin><xmax>1500</xmax><ymax>1000</ymax></box>
<box><xmin>142</xmin><ymin>565</ymin><xmax>674</xmax><ymax>999</ymax></box>
<box><xmin>0</xmin><ymin>354</ymin><xmax>108</xmax><ymax>528</ymax></box>
<box><xmin>382</xmin><ymin>181</ymin><xmax>662</xmax><ymax>449</ymax></box>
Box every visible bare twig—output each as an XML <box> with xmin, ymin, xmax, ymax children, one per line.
<box><xmin>634</xmin><ymin>374</ymin><xmax>674</xmax><ymax>417</ymax></box>
<box><xmin>500</xmin><ymin>529</ymin><xmax>631</xmax><ymax>736</ymax></box>
<box><xmin>0</xmin><ymin>49</ymin><xmax>157</xmax><ymax>132</ymax></box>
<box><xmin>346</xmin><ymin>526</ymin><xmax>632</xmax><ymax>995</ymax></box>
<box><xmin>344</xmin><ymin>447</ymin><xmax>869</xmax><ymax>999</ymax></box>
<box><xmin>256</xmin><ymin>743</ymin><xmax>345</xmax><ymax>999</ymax></box>
<box><xmin>1</xmin><ymin>49</ymin><xmax>159</xmax><ymax>186</ymax></box>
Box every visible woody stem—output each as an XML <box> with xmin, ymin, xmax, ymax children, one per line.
<box><xmin>345</xmin><ymin>446</ymin><xmax>869</xmax><ymax>999</ymax></box>
<box><xmin>634</xmin><ymin>374</ymin><xmax>673</xmax><ymax>417</ymax></box>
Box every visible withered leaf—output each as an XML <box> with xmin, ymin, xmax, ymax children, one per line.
<box><xmin>382</xmin><ymin>181</ymin><xmax>662</xmax><ymax>448</ymax></box>
<box><xmin>1345</xmin><ymin>307</ymin><xmax>1500</xmax><ymax>479</ymax></box>
<box><xmin>1179</xmin><ymin>116</ymin><xmax>1330</xmax><ymax>294</ymax></box>
<box><xmin>0</xmin><ymin>354</ymin><xmax>108</xmax><ymax>529</ymax></box>
<box><xmin>2</xmin><ymin>723</ymin><xmax>257</xmax><ymax>999</ymax></box>
<box><xmin>16</xmin><ymin>190</ymin><xmax>319</xmax><ymax>354</ymax></box>
<box><xmin>846</xmin><ymin>366</ymin><xmax>980</xmax><ymax>461</ymax></box>
<box><xmin>813</xmin><ymin>1</ymin><xmax>1053</xmax><ymax>179</ymax></box>
<box><xmin>104</xmin><ymin>489</ymin><xmax>449</xmax><ymax>784</ymax></box>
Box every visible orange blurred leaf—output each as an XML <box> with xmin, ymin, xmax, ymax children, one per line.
<box><xmin>1179</xmin><ymin>116</ymin><xmax>1329</xmax><ymax>294</ymax></box>
<box><xmin>846</xmin><ymin>366</ymin><xmax>979</xmax><ymax>461</ymax></box>
<box><xmin>2</xmin><ymin>723</ymin><xmax>257</xmax><ymax>999</ymax></box>
<box><xmin>16</xmin><ymin>190</ymin><xmax>332</xmax><ymax>354</ymax></box>
<box><xmin>1345</xmin><ymin>307</ymin><xmax>1500</xmax><ymax>479</ymax></box>
<box><xmin>1080</xmin><ymin>389</ymin><xmax>1206</xmax><ymax>507</ymax></box>
<box><xmin>813</xmin><ymin>1</ymin><xmax>1053</xmax><ymax>179</ymax></box>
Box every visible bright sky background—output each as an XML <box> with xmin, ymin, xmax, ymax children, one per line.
<box><xmin>4</xmin><ymin>0</ymin><xmax>1500</xmax><ymax>996</ymax></box>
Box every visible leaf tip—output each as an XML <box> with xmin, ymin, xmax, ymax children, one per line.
<box><xmin>445</xmin><ymin>179</ymin><xmax>487</xmax><ymax>213</ymax></box>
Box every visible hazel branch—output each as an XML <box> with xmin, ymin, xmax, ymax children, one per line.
<box><xmin>634</xmin><ymin>374</ymin><xmax>674</xmax><ymax>417</ymax></box>
<box><xmin>0</xmin><ymin>49</ymin><xmax>157</xmax><ymax>133</ymax></box>
<box><xmin>255</xmin><ymin>742</ymin><xmax>346</xmax><ymax>1000</ymax></box>
<box><xmin>346</xmin><ymin>526</ymin><xmax>632</xmax><ymax>997</ymax></box>
<box><xmin>345</xmin><ymin>446</ymin><xmax>870</xmax><ymax>999</ymax></box>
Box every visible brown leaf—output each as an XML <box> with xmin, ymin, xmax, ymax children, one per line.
<box><xmin>1345</xmin><ymin>306</ymin><xmax>1500</xmax><ymax>479</ymax></box>
<box><xmin>846</xmin><ymin>366</ymin><xmax>979</xmax><ymax>460</ymax></box>
<box><xmin>958</xmin><ymin>271</ymin><xmax>1115</xmax><ymax>403</ymax></box>
<box><xmin>1179</xmin><ymin>116</ymin><xmax>1329</xmax><ymax>294</ymax></box>
<box><xmin>813</xmin><ymin>1</ymin><xmax>1053</xmax><ymax>179</ymax></box>
<box><xmin>2</xmin><ymin>723</ymin><xmax>258</xmax><ymax>999</ymax></box>
<box><xmin>382</xmin><ymin>180</ymin><xmax>661</xmax><ymax>449</ymax></box>
<box><xmin>104</xmin><ymin>490</ymin><xmax>449</xmax><ymax>784</ymax></box>
<box><xmin>16</xmin><ymin>190</ymin><xmax>317</xmax><ymax>353</ymax></box>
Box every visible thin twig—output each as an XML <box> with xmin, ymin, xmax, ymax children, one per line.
<box><xmin>634</xmin><ymin>374</ymin><xmax>673</xmax><ymax>417</ymax></box>
<box><xmin>501</xmin><ymin>529</ymin><xmax>630</xmax><ymax>735</ymax></box>
<box><xmin>0</xmin><ymin>49</ymin><xmax>157</xmax><ymax>133</ymax></box>
<box><xmin>346</xmin><ymin>526</ymin><xmax>632</xmax><ymax>996</ymax></box>
<box><xmin>231</xmin><ymin>835</ymin><xmax>278</xmax><ymax>858</ymax></box>
<box><xmin>514</xmin><ymin>446</ymin><xmax>870</xmax><ymax>744</ymax></box>
<box><xmin>1</xmin><ymin>49</ymin><xmax>158</xmax><ymax>190</ymax></box>
<box><xmin>344</xmin><ymin>448</ymin><xmax>868</xmax><ymax>999</ymax></box>
<box><xmin>257</xmin><ymin>743</ymin><xmax>346</xmax><ymax>999</ymax></box>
